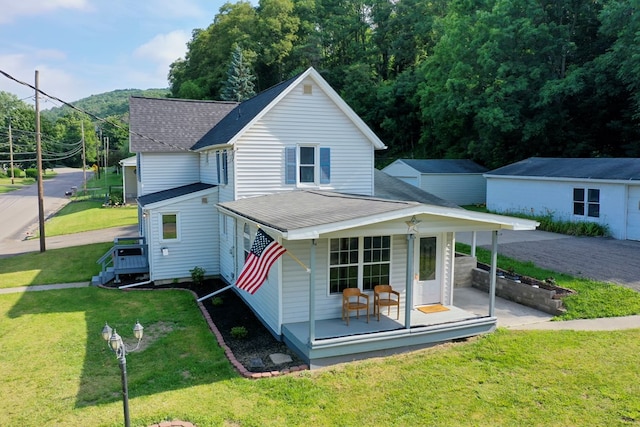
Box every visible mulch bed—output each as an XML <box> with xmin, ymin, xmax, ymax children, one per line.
<box><xmin>109</xmin><ymin>277</ymin><xmax>305</xmax><ymax>373</ymax></box>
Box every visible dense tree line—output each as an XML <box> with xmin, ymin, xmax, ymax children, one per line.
<box><xmin>169</xmin><ymin>0</ymin><xmax>640</xmax><ymax>168</ymax></box>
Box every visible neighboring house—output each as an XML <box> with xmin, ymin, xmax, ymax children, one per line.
<box><xmin>382</xmin><ymin>159</ymin><xmax>488</xmax><ymax>205</ymax></box>
<box><xmin>485</xmin><ymin>157</ymin><xmax>640</xmax><ymax>241</ymax></box>
<box><xmin>119</xmin><ymin>156</ymin><xmax>137</xmax><ymax>204</ymax></box>
<box><xmin>102</xmin><ymin>67</ymin><xmax>537</xmax><ymax>367</ymax></box>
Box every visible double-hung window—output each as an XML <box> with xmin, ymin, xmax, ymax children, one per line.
<box><xmin>329</xmin><ymin>236</ymin><xmax>391</xmax><ymax>294</ymax></box>
<box><xmin>573</xmin><ymin>188</ymin><xmax>600</xmax><ymax>218</ymax></box>
<box><xmin>285</xmin><ymin>146</ymin><xmax>330</xmax><ymax>186</ymax></box>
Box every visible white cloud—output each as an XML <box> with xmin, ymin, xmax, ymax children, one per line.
<box><xmin>131</xmin><ymin>30</ymin><xmax>190</xmax><ymax>87</ymax></box>
<box><xmin>134</xmin><ymin>30</ymin><xmax>190</xmax><ymax>65</ymax></box>
<box><xmin>0</xmin><ymin>50</ymin><xmax>93</xmax><ymax>105</ymax></box>
<box><xmin>0</xmin><ymin>0</ymin><xmax>90</xmax><ymax>24</ymax></box>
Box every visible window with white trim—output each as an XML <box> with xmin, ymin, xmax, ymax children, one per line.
<box><xmin>161</xmin><ymin>213</ymin><xmax>178</xmax><ymax>240</ymax></box>
<box><xmin>329</xmin><ymin>236</ymin><xmax>391</xmax><ymax>294</ymax></box>
<box><xmin>285</xmin><ymin>146</ymin><xmax>330</xmax><ymax>186</ymax></box>
<box><xmin>573</xmin><ymin>188</ymin><xmax>600</xmax><ymax>218</ymax></box>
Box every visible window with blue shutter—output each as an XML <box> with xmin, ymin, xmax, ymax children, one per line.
<box><xmin>222</xmin><ymin>150</ymin><xmax>228</xmax><ymax>184</ymax></box>
<box><xmin>320</xmin><ymin>147</ymin><xmax>330</xmax><ymax>184</ymax></box>
<box><xmin>216</xmin><ymin>151</ymin><xmax>221</xmax><ymax>184</ymax></box>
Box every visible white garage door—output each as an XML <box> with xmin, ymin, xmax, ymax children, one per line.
<box><xmin>627</xmin><ymin>186</ymin><xmax>640</xmax><ymax>241</ymax></box>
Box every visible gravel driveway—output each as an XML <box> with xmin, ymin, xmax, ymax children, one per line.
<box><xmin>457</xmin><ymin>230</ymin><xmax>640</xmax><ymax>292</ymax></box>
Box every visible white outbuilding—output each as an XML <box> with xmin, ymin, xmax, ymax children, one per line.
<box><xmin>382</xmin><ymin>159</ymin><xmax>488</xmax><ymax>206</ymax></box>
<box><xmin>485</xmin><ymin>157</ymin><xmax>640</xmax><ymax>240</ymax></box>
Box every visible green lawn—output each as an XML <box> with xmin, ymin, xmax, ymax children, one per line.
<box><xmin>43</xmin><ymin>200</ymin><xmax>138</xmax><ymax>236</ymax></box>
<box><xmin>1</xmin><ymin>287</ymin><xmax>639</xmax><ymax>426</ymax></box>
<box><xmin>0</xmin><ymin>243</ymin><xmax>111</xmax><ymax>288</ymax></box>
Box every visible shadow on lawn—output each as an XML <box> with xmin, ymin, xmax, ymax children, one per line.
<box><xmin>7</xmin><ymin>286</ymin><xmax>237</xmax><ymax>408</ymax></box>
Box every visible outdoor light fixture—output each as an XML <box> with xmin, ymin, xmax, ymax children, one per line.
<box><xmin>101</xmin><ymin>321</ymin><xmax>144</xmax><ymax>427</ymax></box>
<box><xmin>405</xmin><ymin>215</ymin><xmax>422</xmax><ymax>234</ymax></box>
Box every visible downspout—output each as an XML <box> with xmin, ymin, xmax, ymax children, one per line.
<box><xmin>405</xmin><ymin>234</ymin><xmax>415</xmax><ymax>329</ymax></box>
<box><xmin>489</xmin><ymin>230</ymin><xmax>498</xmax><ymax>317</ymax></box>
<box><xmin>309</xmin><ymin>239</ymin><xmax>316</xmax><ymax>344</ymax></box>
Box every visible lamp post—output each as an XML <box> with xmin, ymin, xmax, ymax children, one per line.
<box><xmin>101</xmin><ymin>321</ymin><xmax>144</xmax><ymax>427</ymax></box>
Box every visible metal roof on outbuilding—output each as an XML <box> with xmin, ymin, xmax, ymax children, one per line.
<box><xmin>486</xmin><ymin>157</ymin><xmax>640</xmax><ymax>181</ymax></box>
<box><xmin>397</xmin><ymin>159</ymin><xmax>488</xmax><ymax>174</ymax></box>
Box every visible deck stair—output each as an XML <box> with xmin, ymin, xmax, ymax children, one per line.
<box><xmin>92</xmin><ymin>236</ymin><xmax>149</xmax><ymax>285</ymax></box>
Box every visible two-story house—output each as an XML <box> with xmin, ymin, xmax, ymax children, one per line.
<box><xmin>117</xmin><ymin>67</ymin><xmax>538</xmax><ymax>367</ymax></box>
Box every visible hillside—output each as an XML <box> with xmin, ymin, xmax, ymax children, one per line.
<box><xmin>43</xmin><ymin>88</ymin><xmax>169</xmax><ymax>121</ymax></box>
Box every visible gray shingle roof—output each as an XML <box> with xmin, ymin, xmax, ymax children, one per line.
<box><xmin>137</xmin><ymin>183</ymin><xmax>216</xmax><ymax>207</ymax></box>
<box><xmin>374</xmin><ymin>170</ymin><xmax>460</xmax><ymax>208</ymax></box>
<box><xmin>129</xmin><ymin>96</ymin><xmax>237</xmax><ymax>152</ymax></box>
<box><xmin>486</xmin><ymin>157</ymin><xmax>640</xmax><ymax>181</ymax></box>
<box><xmin>191</xmin><ymin>73</ymin><xmax>300</xmax><ymax>150</ymax></box>
<box><xmin>218</xmin><ymin>190</ymin><xmax>419</xmax><ymax>232</ymax></box>
<box><xmin>399</xmin><ymin>159</ymin><xmax>488</xmax><ymax>174</ymax></box>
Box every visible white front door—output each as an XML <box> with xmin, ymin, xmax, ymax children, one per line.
<box><xmin>413</xmin><ymin>236</ymin><xmax>441</xmax><ymax>305</ymax></box>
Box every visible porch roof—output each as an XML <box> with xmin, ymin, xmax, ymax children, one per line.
<box><xmin>217</xmin><ymin>190</ymin><xmax>538</xmax><ymax>240</ymax></box>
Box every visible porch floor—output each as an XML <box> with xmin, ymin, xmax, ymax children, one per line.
<box><xmin>283</xmin><ymin>304</ymin><xmax>480</xmax><ymax>343</ymax></box>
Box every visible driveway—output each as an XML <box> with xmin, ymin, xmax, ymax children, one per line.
<box><xmin>457</xmin><ymin>230</ymin><xmax>640</xmax><ymax>292</ymax></box>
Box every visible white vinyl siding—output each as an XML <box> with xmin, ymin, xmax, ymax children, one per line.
<box><xmin>281</xmin><ymin>235</ymin><xmax>409</xmax><ymax>324</ymax></box>
<box><xmin>146</xmin><ymin>189</ymin><xmax>220</xmax><ymax>282</ymax></box>
<box><xmin>627</xmin><ymin>186</ymin><xmax>640</xmax><ymax>241</ymax></box>
<box><xmin>232</xmin><ymin>223</ymin><xmax>282</xmax><ymax>336</ymax></box>
<box><xmin>487</xmin><ymin>177</ymin><xmax>627</xmax><ymax>239</ymax></box>
<box><xmin>234</xmin><ymin>77</ymin><xmax>375</xmax><ymax>199</ymax></box>
<box><xmin>138</xmin><ymin>152</ymin><xmax>199</xmax><ymax>196</ymax></box>
<box><xmin>382</xmin><ymin>161</ymin><xmax>487</xmax><ymax>205</ymax></box>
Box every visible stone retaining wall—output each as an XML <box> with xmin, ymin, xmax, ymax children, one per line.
<box><xmin>471</xmin><ymin>268</ymin><xmax>566</xmax><ymax>315</ymax></box>
<box><xmin>454</xmin><ymin>254</ymin><xmax>477</xmax><ymax>287</ymax></box>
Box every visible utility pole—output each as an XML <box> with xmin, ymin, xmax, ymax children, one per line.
<box><xmin>81</xmin><ymin>120</ymin><xmax>86</xmax><ymax>194</ymax></box>
<box><xmin>35</xmin><ymin>70</ymin><xmax>46</xmax><ymax>252</ymax></box>
<box><xmin>8</xmin><ymin>117</ymin><xmax>14</xmax><ymax>184</ymax></box>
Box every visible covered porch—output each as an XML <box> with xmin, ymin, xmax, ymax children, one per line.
<box><xmin>283</xmin><ymin>302</ymin><xmax>494</xmax><ymax>368</ymax></box>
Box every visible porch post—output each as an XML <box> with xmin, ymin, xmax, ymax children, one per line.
<box><xmin>309</xmin><ymin>239</ymin><xmax>316</xmax><ymax>343</ymax></box>
<box><xmin>489</xmin><ymin>230</ymin><xmax>498</xmax><ymax>317</ymax></box>
<box><xmin>405</xmin><ymin>234</ymin><xmax>415</xmax><ymax>329</ymax></box>
<box><xmin>471</xmin><ymin>231</ymin><xmax>477</xmax><ymax>257</ymax></box>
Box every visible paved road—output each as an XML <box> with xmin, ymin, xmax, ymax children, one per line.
<box><xmin>457</xmin><ymin>230</ymin><xmax>640</xmax><ymax>292</ymax></box>
<box><xmin>0</xmin><ymin>167</ymin><xmax>91</xmax><ymax>242</ymax></box>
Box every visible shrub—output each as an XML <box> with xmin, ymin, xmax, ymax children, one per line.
<box><xmin>8</xmin><ymin>168</ymin><xmax>23</xmax><ymax>178</ymax></box>
<box><xmin>189</xmin><ymin>266</ymin><xmax>206</xmax><ymax>285</ymax></box>
<box><xmin>230</xmin><ymin>326</ymin><xmax>248</xmax><ymax>339</ymax></box>
<box><xmin>25</xmin><ymin>168</ymin><xmax>38</xmax><ymax>179</ymax></box>
<box><xmin>108</xmin><ymin>191</ymin><xmax>123</xmax><ymax>206</ymax></box>
<box><xmin>211</xmin><ymin>296</ymin><xmax>224</xmax><ymax>306</ymax></box>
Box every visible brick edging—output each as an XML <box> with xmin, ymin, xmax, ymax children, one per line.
<box><xmin>99</xmin><ymin>284</ymin><xmax>309</xmax><ymax>378</ymax></box>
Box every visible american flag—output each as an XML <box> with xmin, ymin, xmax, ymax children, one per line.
<box><xmin>236</xmin><ymin>228</ymin><xmax>287</xmax><ymax>294</ymax></box>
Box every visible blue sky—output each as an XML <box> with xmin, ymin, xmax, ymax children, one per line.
<box><xmin>0</xmin><ymin>0</ymin><xmax>229</xmax><ymax>107</ymax></box>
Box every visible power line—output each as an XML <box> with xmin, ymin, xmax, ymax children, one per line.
<box><xmin>0</xmin><ymin>68</ymin><xmax>190</xmax><ymax>152</ymax></box>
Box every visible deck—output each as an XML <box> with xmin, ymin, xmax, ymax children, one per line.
<box><xmin>282</xmin><ymin>305</ymin><xmax>495</xmax><ymax>368</ymax></box>
<box><xmin>92</xmin><ymin>237</ymin><xmax>149</xmax><ymax>285</ymax></box>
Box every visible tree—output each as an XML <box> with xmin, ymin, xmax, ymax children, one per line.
<box><xmin>221</xmin><ymin>46</ymin><xmax>257</xmax><ymax>102</ymax></box>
